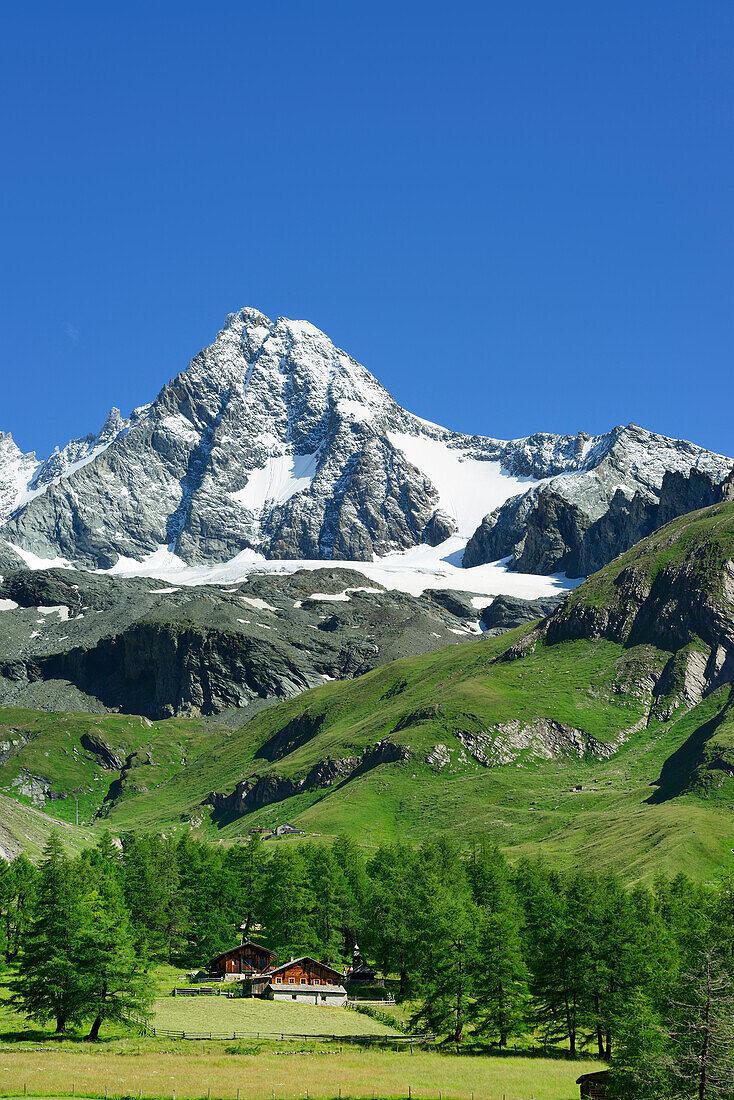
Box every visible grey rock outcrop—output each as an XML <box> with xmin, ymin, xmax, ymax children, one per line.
<box><xmin>456</xmin><ymin>719</ymin><xmax>623</xmax><ymax>766</ymax></box>
<box><xmin>480</xmin><ymin>593</ymin><xmax>565</xmax><ymax>635</ymax></box>
<box><xmin>465</xmin><ymin>433</ymin><xmax>734</xmax><ymax>577</ymax></box>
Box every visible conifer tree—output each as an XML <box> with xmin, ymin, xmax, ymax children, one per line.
<box><xmin>663</xmin><ymin>949</ymin><xmax>734</xmax><ymax>1100</ymax></box>
<box><xmin>0</xmin><ymin>855</ymin><xmax>36</xmax><ymax>964</ymax></box>
<box><xmin>515</xmin><ymin>860</ymin><xmax>587</xmax><ymax>1055</ymax></box>
<box><xmin>609</xmin><ymin>990</ymin><xmax>673</xmax><ymax>1099</ymax></box>
<box><xmin>76</xmin><ymin>838</ymin><xmax>153</xmax><ymax>1041</ymax></box>
<box><xmin>223</xmin><ymin>834</ymin><xmax>265</xmax><ymax>941</ymax></box>
<box><xmin>331</xmin><ymin>834</ymin><xmax>372</xmax><ymax>957</ymax></box>
<box><xmin>410</xmin><ymin>841</ymin><xmax>478</xmax><ymax>1046</ymax></box>
<box><xmin>259</xmin><ymin>846</ymin><xmax>314</xmax><ymax>956</ymax></box>
<box><xmin>304</xmin><ymin>844</ymin><xmax>348</xmax><ymax>960</ymax></box>
<box><xmin>11</xmin><ymin>833</ymin><xmax>85</xmax><ymax>1033</ymax></box>
<box><xmin>467</xmin><ymin>840</ymin><xmax>529</xmax><ymax>1047</ymax></box>
<box><xmin>368</xmin><ymin>843</ymin><xmax>420</xmax><ymax>998</ymax></box>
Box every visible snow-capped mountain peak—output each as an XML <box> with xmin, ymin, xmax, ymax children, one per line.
<box><xmin>1</xmin><ymin>308</ymin><xmax>731</xmax><ymax>585</ymax></box>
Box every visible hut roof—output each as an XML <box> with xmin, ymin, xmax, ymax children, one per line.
<box><xmin>209</xmin><ymin>941</ymin><xmax>277</xmax><ymax>965</ymax></box>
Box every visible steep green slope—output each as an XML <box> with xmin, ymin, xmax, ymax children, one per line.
<box><xmin>0</xmin><ymin>792</ymin><xmax>98</xmax><ymax>859</ymax></box>
<box><xmin>1</xmin><ymin>504</ymin><xmax>733</xmax><ymax>881</ymax></box>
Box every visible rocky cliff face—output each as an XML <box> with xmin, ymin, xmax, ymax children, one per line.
<box><xmin>465</xmin><ymin>437</ymin><xmax>734</xmax><ymax>577</ymax></box>
<box><xmin>480</xmin><ymin>593</ymin><xmax>565</xmax><ymax>635</ymax></box>
<box><xmin>0</xmin><ymin>563</ymin><xmax>488</xmax><ymax>719</ymax></box>
<box><xmin>205</xmin><ymin>739</ymin><xmax>409</xmax><ymax>821</ymax></box>
<box><xmin>530</xmin><ymin>503</ymin><xmax>734</xmax><ymax>718</ymax></box>
<box><xmin>2</xmin><ymin>309</ymin><xmax>729</xmax><ymax>579</ymax></box>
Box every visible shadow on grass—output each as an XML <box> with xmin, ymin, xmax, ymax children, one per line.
<box><xmin>646</xmin><ymin>703</ymin><xmax>729</xmax><ymax>803</ymax></box>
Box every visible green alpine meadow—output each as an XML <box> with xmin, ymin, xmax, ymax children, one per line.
<box><xmin>3</xmin><ymin>503</ymin><xmax>733</xmax><ymax>885</ymax></box>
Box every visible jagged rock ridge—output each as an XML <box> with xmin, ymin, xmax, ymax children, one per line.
<box><xmin>2</xmin><ymin>308</ymin><xmax>730</xmax><ymax>576</ymax></box>
<box><xmin>465</xmin><ymin>431</ymin><xmax>734</xmax><ymax>576</ymax></box>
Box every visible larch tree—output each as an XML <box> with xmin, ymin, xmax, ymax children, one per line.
<box><xmin>11</xmin><ymin>833</ymin><xmax>85</xmax><ymax>1033</ymax></box>
<box><xmin>468</xmin><ymin>841</ymin><xmax>529</xmax><ymax>1048</ymax></box>
<box><xmin>664</xmin><ymin>949</ymin><xmax>734</xmax><ymax>1100</ymax></box>
<box><xmin>76</xmin><ymin>836</ymin><xmax>153</xmax><ymax>1041</ymax></box>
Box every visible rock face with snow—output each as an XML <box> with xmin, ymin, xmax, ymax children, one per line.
<box><xmin>464</xmin><ymin>429</ymin><xmax>734</xmax><ymax>576</ymax></box>
<box><xmin>1</xmin><ymin>308</ymin><xmax>731</xmax><ymax>578</ymax></box>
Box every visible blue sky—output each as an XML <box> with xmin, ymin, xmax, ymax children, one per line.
<box><xmin>1</xmin><ymin>1</ymin><xmax>732</xmax><ymax>458</ymax></box>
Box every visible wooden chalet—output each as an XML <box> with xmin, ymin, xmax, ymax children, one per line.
<box><xmin>208</xmin><ymin>940</ymin><xmax>277</xmax><ymax>978</ymax></box>
<box><xmin>576</xmin><ymin>1071</ymin><xmax>610</xmax><ymax>1099</ymax></box>
<box><xmin>253</xmin><ymin>956</ymin><xmax>348</xmax><ymax>1005</ymax></box>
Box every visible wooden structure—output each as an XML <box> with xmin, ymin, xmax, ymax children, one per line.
<box><xmin>254</xmin><ymin>956</ymin><xmax>348</xmax><ymax>1005</ymax></box>
<box><xmin>576</xmin><ymin>1071</ymin><xmax>610</xmax><ymax>1099</ymax></box>
<box><xmin>347</xmin><ymin>941</ymin><xmax>379</xmax><ymax>985</ymax></box>
<box><xmin>208</xmin><ymin>940</ymin><xmax>277</xmax><ymax>977</ymax></box>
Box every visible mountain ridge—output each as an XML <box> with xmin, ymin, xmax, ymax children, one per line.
<box><xmin>2</xmin><ymin>308</ymin><xmax>730</xmax><ymax>585</ymax></box>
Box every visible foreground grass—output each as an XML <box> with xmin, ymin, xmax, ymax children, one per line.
<box><xmin>150</xmin><ymin>995</ymin><xmax>400</xmax><ymax>1037</ymax></box>
<box><xmin>0</xmin><ymin>1047</ymin><xmax>605</xmax><ymax>1100</ymax></box>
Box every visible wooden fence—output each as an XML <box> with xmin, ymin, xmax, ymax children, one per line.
<box><xmin>126</xmin><ymin>1014</ymin><xmax>431</xmax><ymax>1045</ymax></box>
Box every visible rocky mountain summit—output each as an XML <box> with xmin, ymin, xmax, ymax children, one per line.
<box><xmin>2</xmin><ymin>308</ymin><xmax>730</xmax><ymax>580</ymax></box>
<box><xmin>465</xmin><ymin>443</ymin><xmax>734</xmax><ymax>576</ymax></box>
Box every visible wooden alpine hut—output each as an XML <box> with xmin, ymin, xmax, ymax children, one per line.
<box><xmin>208</xmin><ymin>940</ymin><xmax>277</xmax><ymax>978</ymax></box>
<box><xmin>253</xmin><ymin>956</ymin><xmax>348</xmax><ymax>1005</ymax></box>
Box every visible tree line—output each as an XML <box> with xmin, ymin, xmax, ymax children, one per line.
<box><xmin>1</xmin><ymin>831</ymin><xmax>732</xmax><ymax>1097</ymax></box>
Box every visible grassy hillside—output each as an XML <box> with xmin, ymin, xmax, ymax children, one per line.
<box><xmin>1</xmin><ymin>504</ymin><xmax>733</xmax><ymax>882</ymax></box>
<box><xmin>0</xmin><ymin>791</ymin><xmax>98</xmax><ymax>859</ymax></box>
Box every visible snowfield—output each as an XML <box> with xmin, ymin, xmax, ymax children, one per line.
<box><xmin>229</xmin><ymin>451</ymin><xmax>320</xmax><ymax>510</ymax></box>
<box><xmin>97</xmin><ymin>535</ymin><xmax>578</xmax><ymax>601</ymax></box>
<box><xmin>388</xmin><ymin>432</ymin><xmax>536</xmax><ymax>537</ymax></box>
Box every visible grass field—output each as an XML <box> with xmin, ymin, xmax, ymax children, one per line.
<box><xmin>0</xmin><ymin>1047</ymin><xmax>605</xmax><ymax>1100</ymax></box>
<box><xmin>150</xmin><ymin>994</ymin><xmax>400</xmax><ymax>1037</ymax></box>
<box><xmin>0</xmin><ymin>968</ymin><xmax>602</xmax><ymax>1100</ymax></box>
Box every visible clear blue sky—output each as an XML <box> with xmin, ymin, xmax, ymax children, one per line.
<box><xmin>1</xmin><ymin>1</ymin><xmax>732</xmax><ymax>458</ymax></box>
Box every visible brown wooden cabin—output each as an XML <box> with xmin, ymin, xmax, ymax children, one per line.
<box><xmin>576</xmin><ymin>1071</ymin><xmax>610</xmax><ymax>1099</ymax></box>
<box><xmin>253</xmin><ymin>956</ymin><xmax>348</xmax><ymax>1005</ymax></box>
<box><xmin>208</xmin><ymin>940</ymin><xmax>277</xmax><ymax>977</ymax></box>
